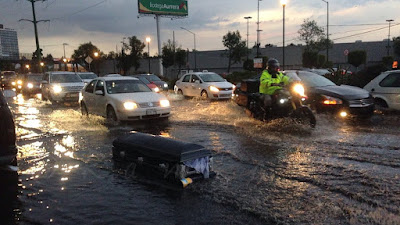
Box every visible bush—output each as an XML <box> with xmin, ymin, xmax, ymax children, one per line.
<box><xmin>225</xmin><ymin>71</ymin><xmax>257</xmax><ymax>84</ymax></box>
<box><xmin>349</xmin><ymin>64</ymin><xmax>387</xmax><ymax>88</ymax></box>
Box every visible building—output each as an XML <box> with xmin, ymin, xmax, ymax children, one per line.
<box><xmin>0</xmin><ymin>24</ymin><xmax>19</xmax><ymax>60</ymax></box>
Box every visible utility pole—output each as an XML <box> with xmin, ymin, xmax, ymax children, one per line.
<box><xmin>386</xmin><ymin>19</ymin><xmax>394</xmax><ymax>56</ymax></box>
<box><xmin>322</xmin><ymin>0</ymin><xmax>329</xmax><ymax>63</ymax></box>
<box><xmin>244</xmin><ymin>16</ymin><xmax>252</xmax><ymax>60</ymax></box>
<box><xmin>19</xmin><ymin>0</ymin><xmax>49</xmax><ymax>72</ymax></box>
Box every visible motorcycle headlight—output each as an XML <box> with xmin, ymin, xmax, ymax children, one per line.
<box><xmin>209</xmin><ymin>86</ymin><xmax>219</xmax><ymax>92</ymax></box>
<box><xmin>53</xmin><ymin>85</ymin><xmax>62</xmax><ymax>93</ymax></box>
<box><xmin>160</xmin><ymin>99</ymin><xmax>170</xmax><ymax>107</ymax></box>
<box><xmin>123</xmin><ymin>102</ymin><xmax>137</xmax><ymax>110</ymax></box>
<box><xmin>163</xmin><ymin>83</ymin><xmax>168</xmax><ymax>88</ymax></box>
<box><xmin>293</xmin><ymin>83</ymin><xmax>305</xmax><ymax>97</ymax></box>
<box><xmin>322</xmin><ymin>95</ymin><xmax>343</xmax><ymax>105</ymax></box>
<box><xmin>12</xmin><ymin>81</ymin><xmax>16</xmax><ymax>86</ymax></box>
<box><xmin>27</xmin><ymin>83</ymin><xmax>34</xmax><ymax>89</ymax></box>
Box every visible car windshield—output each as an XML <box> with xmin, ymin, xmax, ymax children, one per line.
<box><xmin>298</xmin><ymin>72</ymin><xmax>336</xmax><ymax>87</ymax></box>
<box><xmin>106</xmin><ymin>80</ymin><xmax>151</xmax><ymax>94</ymax></box>
<box><xmin>147</xmin><ymin>75</ymin><xmax>161</xmax><ymax>82</ymax></box>
<box><xmin>199</xmin><ymin>73</ymin><xmax>225</xmax><ymax>82</ymax></box>
<box><xmin>79</xmin><ymin>73</ymin><xmax>97</xmax><ymax>79</ymax></box>
<box><xmin>51</xmin><ymin>74</ymin><xmax>82</xmax><ymax>83</ymax></box>
<box><xmin>27</xmin><ymin>75</ymin><xmax>42</xmax><ymax>82</ymax></box>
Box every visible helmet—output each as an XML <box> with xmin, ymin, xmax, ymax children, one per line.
<box><xmin>267</xmin><ymin>58</ymin><xmax>280</xmax><ymax>69</ymax></box>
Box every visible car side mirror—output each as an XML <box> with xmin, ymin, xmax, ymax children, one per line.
<box><xmin>195</xmin><ymin>80</ymin><xmax>200</xmax><ymax>84</ymax></box>
<box><xmin>95</xmin><ymin>90</ymin><xmax>104</xmax><ymax>95</ymax></box>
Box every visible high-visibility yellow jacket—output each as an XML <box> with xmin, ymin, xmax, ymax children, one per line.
<box><xmin>259</xmin><ymin>70</ymin><xmax>290</xmax><ymax>95</ymax></box>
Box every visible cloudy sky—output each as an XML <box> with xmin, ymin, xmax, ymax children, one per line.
<box><xmin>0</xmin><ymin>0</ymin><xmax>399</xmax><ymax>58</ymax></box>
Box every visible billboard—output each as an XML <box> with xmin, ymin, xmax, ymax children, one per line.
<box><xmin>138</xmin><ymin>0</ymin><xmax>188</xmax><ymax>16</ymax></box>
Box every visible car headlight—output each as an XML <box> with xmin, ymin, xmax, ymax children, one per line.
<box><xmin>160</xmin><ymin>99</ymin><xmax>170</xmax><ymax>107</ymax></box>
<box><xmin>11</xmin><ymin>81</ymin><xmax>16</xmax><ymax>86</ymax></box>
<box><xmin>209</xmin><ymin>86</ymin><xmax>219</xmax><ymax>92</ymax></box>
<box><xmin>27</xmin><ymin>83</ymin><xmax>34</xmax><ymax>89</ymax></box>
<box><xmin>322</xmin><ymin>95</ymin><xmax>343</xmax><ymax>105</ymax></box>
<box><xmin>17</xmin><ymin>80</ymin><xmax>23</xmax><ymax>85</ymax></box>
<box><xmin>124</xmin><ymin>102</ymin><xmax>137</xmax><ymax>110</ymax></box>
<box><xmin>153</xmin><ymin>87</ymin><xmax>160</xmax><ymax>93</ymax></box>
<box><xmin>53</xmin><ymin>85</ymin><xmax>62</xmax><ymax>93</ymax></box>
<box><xmin>163</xmin><ymin>83</ymin><xmax>168</xmax><ymax>88</ymax></box>
<box><xmin>293</xmin><ymin>83</ymin><xmax>305</xmax><ymax>97</ymax></box>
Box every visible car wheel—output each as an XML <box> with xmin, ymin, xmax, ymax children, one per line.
<box><xmin>375</xmin><ymin>98</ymin><xmax>388</xmax><ymax>109</ymax></box>
<box><xmin>41</xmin><ymin>91</ymin><xmax>47</xmax><ymax>101</ymax></box>
<box><xmin>81</xmin><ymin>102</ymin><xmax>89</xmax><ymax>117</ymax></box>
<box><xmin>201</xmin><ymin>90</ymin><xmax>208</xmax><ymax>100</ymax></box>
<box><xmin>177</xmin><ymin>89</ymin><xmax>183</xmax><ymax>96</ymax></box>
<box><xmin>106</xmin><ymin>106</ymin><xmax>119</xmax><ymax>126</ymax></box>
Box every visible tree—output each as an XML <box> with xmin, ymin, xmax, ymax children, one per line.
<box><xmin>71</xmin><ymin>42</ymin><xmax>101</xmax><ymax>72</ymax></box>
<box><xmin>298</xmin><ymin>19</ymin><xmax>334</xmax><ymax>68</ymax></box>
<box><xmin>175</xmin><ymin>48</ymin><xmax>187</xmax><ymax>78</ymax></box>
<box><xmin>393</xmin><ymin>36</ymin><xmax>400</xmax><ymax>57</ymax></box>
<box><xmin>162</xmin><ymin>40</ymin><xmax>176</xmax><ymax>71</ymax></box>
<box><xmin>298</xmin><ymin>19</ymin><xmax>325</xmax><ymax>52</ymax></box>
<box><xmin>348</xmin><ymin>50</ymin><xmax>367</xmax><ymax>71</ymax></box>
<box><xmin>124</xmin><ymin>36</ymin><xmax>145</xmax><ymax>72</ymax></box>
<box><xmin>222</xmin><ymin>30</ymin><xmax>247</xmax><ymax>73</ymax></box>
<box><xmin>43</xmin><ymin>54</ymin><xmax>54</xmax><ymax>71</ymax></box>
<box><xmin>162</xmin><ymin>40</ymin><xmax>187</xmax><ymax>78</ymax></box>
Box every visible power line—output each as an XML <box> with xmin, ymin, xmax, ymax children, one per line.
<box><xmin>332</xmin><ymin>23</ymin><xmax>400</xmax><ymax>41</ymax></box>
<box><xmin>50</xmin><ymin>0</ymin><xmax>107</xmax><ymax>20</ymax></box>
<box><xmin>329</xmin><ymin>23</ymin><xmax>387</xmax><ymax>27</ymax></box>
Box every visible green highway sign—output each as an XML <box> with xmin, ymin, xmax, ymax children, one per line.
<box><xmin>138</xmin><ymin>0</ymin><xmax>188</xmax><ymax>16</ymax></box>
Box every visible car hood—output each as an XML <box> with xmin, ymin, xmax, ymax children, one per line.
<box><xmin>311</xmin><ymin>85</ymin><xmax>370</xmax><ymax>100</ymax></box>
<box><xmin>108</xmin><ymin>92</ymin><xmax>166</xmax><ymax>103</ymax></box>
<box><xmin>204</xmin><ymin>81</ymin><xmax>233</xmax><ymax>88</ymax></box>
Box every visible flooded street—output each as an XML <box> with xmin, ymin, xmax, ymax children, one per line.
<box><xmin>2</xmin><ymin>93</ymin><xmax>400</xmax><ymax>224</ymax></box>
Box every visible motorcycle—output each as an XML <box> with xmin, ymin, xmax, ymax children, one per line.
<box><xmin>234</xmin><ymin>80</ymin><xmax>316</xmax><ymax>128</ymax></box>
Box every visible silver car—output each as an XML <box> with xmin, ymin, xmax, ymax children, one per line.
<box><xmin>41</xmin><ymin>72</ymin><xmax>85</xmax><ymax>104</ymax></box>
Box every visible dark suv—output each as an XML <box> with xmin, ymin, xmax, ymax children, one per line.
<box><xmin>0</xmin><ymin>89</ymin><xmax>17</xmax><ymax>166</ymax></box>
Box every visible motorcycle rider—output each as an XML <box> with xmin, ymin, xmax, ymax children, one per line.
<box><xmin>259</xmin><ymin>58</ymin><xmax>290</xmax><ymax>108</ymax></box>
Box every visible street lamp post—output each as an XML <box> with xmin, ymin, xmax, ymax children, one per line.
<box><xmin>244</xmin><ymin>16</ymin><xmax>252</xmax><ymax>60</ymax></box>
<box><xmin>181</xmin><ymin>27</ymin><xmax>197</xmax><ymax>71</ymax></box>
<box><xmin>146</xmin><ymin>37</ymin><xmax>151</xmax><ymax>73</ymax></box>
<box><xmin>322</xmin><ymin>0</ymin><xmax>329</xmax><ymax>63</ymax></box>
<box><xmin>281</xmin><ymin>0</ymin><xmax>286</xmax><ymax>70</ymax></box>
<box><xmin>257</xmin><ymin>0</ymin><xmax>262</xmax><ymax>57</ymax></box>
<box><xmin>386</xmin><ymin>19</ymin><xmax>394</xmax><ymax>56</ymax></box>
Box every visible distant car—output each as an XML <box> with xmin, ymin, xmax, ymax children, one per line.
<box><xmin>364</xmin><ymin>70</ymin><xmax>400</xmax><ymax>111</ymax></box>
<box><xmin>21</xmin><ymin>73</ymin><xmax>43</xmax><ymax>97</ymax></box>
<box><xmin>77</xmin><ymin>72</ymin><xmax>98</xmax><ymax>84</ymax></box>
<box><xmin>136</xmin><ymin>74</ymin><xmax>168</xmax><ymax>91</ymax></box>
<box><xmin>174</xmin><ymin>72</ymin><xmax>235</xmax><ymax>100</ymax></box>
<box><xmin>130</xmin><ymin>75</ymin><xmax>160</xmax><ymax>92</ymax></box>
<box><xmin>0</xmin><ymin>89</ymin><xmax>17</xmax><ymax>166</ymax></box>
<box><xmin>79</xmin><ymin>76</ymin><xmax>171</xmax><ymax>124</ymax></box>
<box><xmin>302</xmin><ymin>68</ymin><xmax>333</xmax><ymax>76</ymax></box>
<box><xmin>1</xmin><ymin>71</ymin><xmax>17</xmax><ymax>89</ymax></box>
<box><xmin>41</xmin><ymin>72</ymin><xmax>85</xmax><ymax>104</ymax></box>
<box><xmin>285</xmin><ymin>70</ymin><xmax>374</xmax><ymax>117</ymax></box>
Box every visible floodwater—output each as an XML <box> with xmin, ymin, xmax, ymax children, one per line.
<box><xmin>2</xmin><ymin>92</ymin><xmax>400</xmax><ymax>224</ymax></box>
